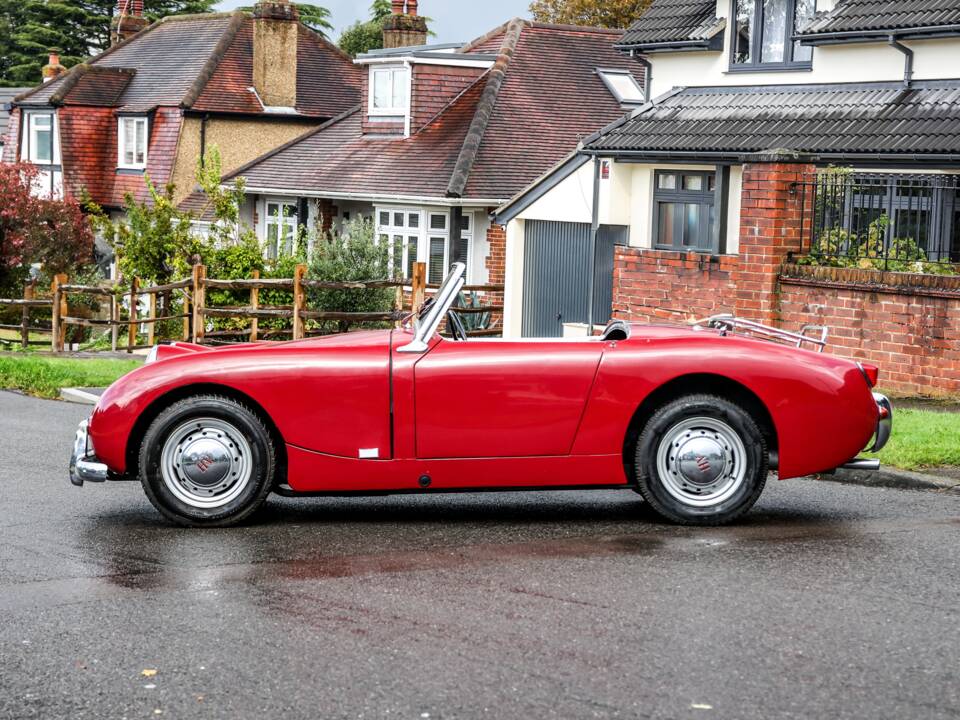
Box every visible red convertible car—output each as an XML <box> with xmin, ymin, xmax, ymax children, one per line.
<box><xmin>70</xmin><ymin>263</ymin><xmax>891</xmax><ymax>527</ymax></box>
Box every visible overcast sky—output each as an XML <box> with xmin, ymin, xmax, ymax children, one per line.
<box><xmin>215</xmin><ymin>0</ymin><xmax>532</xmax><ymax>44</ymax></box>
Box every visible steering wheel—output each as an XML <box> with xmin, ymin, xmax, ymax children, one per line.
<box><xmin>446</xmin><ymin>309</ymin><xmax>468</xmax><ymax>342</ymax></box>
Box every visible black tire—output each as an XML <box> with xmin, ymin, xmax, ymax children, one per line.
<box><xmin>633</xmin><ymin>394</ymin><xmax>767</xmax><ymax>526</ymax></box>
<box><xmin>139</xmin><ymin>395</ymin><xmax>276</xmax><ymax>528</ymax></box>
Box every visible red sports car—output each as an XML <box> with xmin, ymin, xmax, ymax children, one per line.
<box><xmin>70</xmin><ymin>263</ymin><xmax>892</xmax><ymax>527</ymax></box>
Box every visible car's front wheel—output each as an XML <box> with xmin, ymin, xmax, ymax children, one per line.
<box><xmin>139</xmin><ymin>395</ymin><xmax>275</xmax><ymax>527</ymax></box>
<box><xmin>634</xmin><ymin>394</ymin><xmax>767</xmax><ymax>525</ymax></box>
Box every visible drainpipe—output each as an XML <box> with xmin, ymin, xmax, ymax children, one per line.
<box><xmin>888</xmin><ymin>35</ymin><xmax>914</xmax><ymax>88</ymax></box>
<box><xmin>199</xmin><ymin>113</ymin><xmax>209</xmax><ymax>167</ymax></box>
<box><xmin>631</xmin><ymin>50</ymin><xmax>652</xmax><ymax>103</ymax></box>
<box><xmin>586</xmin><ymin>155</ymin><xmax>601</xmax><ymax>334</ymax></box>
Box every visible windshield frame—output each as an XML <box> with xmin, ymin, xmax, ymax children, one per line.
<box><xmin>398</xmin><ymin>262</ymin><xmax>466</xmax><ymax>353</ymax></box>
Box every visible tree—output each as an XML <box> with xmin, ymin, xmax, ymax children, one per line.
<box><xmin>337</xmin><ymin>0</ymin><xmax>391</xmax><ymax>57</ymax></box>
<box><xmin>239</xmin><ymin>3</ymin><xmax>332</xmax><ymax>36</ymax></box>
<box><xmin>0</xmin><ymin>163</ymin><xmax>94</xmax><ymax>292</ymax></box>
<box><xmin>528</xmin><ymin>0</ymin><xmax>651</xmax><ymax>29</ymax></box>
<box><xmin>0</xmin><ymin>0</ymin><xmax>217</xmax><ymax>87</ymax></box>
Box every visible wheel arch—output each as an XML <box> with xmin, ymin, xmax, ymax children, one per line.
<box><xmin>125</xmin><ymin>382</ymin><xmax>287</xmax><ymax>483</ymax></box>
<box><xmin>622</xmin><ymin>373</ymin><xmax>778</xmax><ymax>478</ymax></box>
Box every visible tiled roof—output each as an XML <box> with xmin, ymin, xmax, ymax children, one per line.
<box><xmin>798</xmin><ymin>0</ymin><xmax>960</xmax><ymax>38</ymax></box>
<box><xmin>585</xmin><ymin>81</ymin><xmax>960</xmax><ymax>159</ymax></box>
<box><xmin>14</xmin><ymin>12</ymin><xmax>360</xmax><ymax>117</ymax></box>
<box><xmin>616</xmin><ymin>0</ymin><xmax>725</xmax><ymax>49</ymax></box>
<box><xmin>228</xmin><ymin>20</ymin><xmax>645</xmax><ymax>203</ymax></box>
<box><xmin>0</xmin><ymin>87</ymin><xmax>31</xmax><ymax>143</ymax></box>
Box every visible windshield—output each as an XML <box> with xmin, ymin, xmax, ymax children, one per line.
<box><xmin>418</xmin><ymin>263</ymin><xmax>465</xmax><ymax>321</ymax></box>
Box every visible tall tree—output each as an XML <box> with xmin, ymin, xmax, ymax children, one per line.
<box><xmin>528</xmin><ymin>0</ymin><xmax>651</xmax><ymax>29</ymax></box>
<box><xmin>0</xmin><ymin>0</ymin><xmax>216</xmax><ymax>87</ymax></box>
<box><xmin>337</xmin><ymin>0</ymin><xmax>391</xmax><ymax>58</ymax></box>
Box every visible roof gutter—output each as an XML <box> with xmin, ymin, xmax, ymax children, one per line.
<box><xmin>233</xmin><ymin>185</ymin><xmax>507</xmax><ymax>207</ymax></box>
<box><xmin>798</xmin><ymin>24</ymin><xmax>960</xmax><ymax>45</ymax></box>
<box><xmin>579</xmin><ymin>148</ymin><xmax>960</xmax><ymax>166</ymax></box>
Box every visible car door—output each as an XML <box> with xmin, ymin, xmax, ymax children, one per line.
<box><xmin>413</xmin><ymin>339</ymin><xmax>604</xmax><ymax>459</ymax></box>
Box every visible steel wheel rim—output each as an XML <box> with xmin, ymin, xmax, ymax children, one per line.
<box><xmin>159</xmin><ymin>418</ymin><xmax>253</xmax><ymax>509</ymax></box>
<box><xmin>655</xmin><ymin>416</ymin><xmax>747</xmax><ymax>508</ymax></box>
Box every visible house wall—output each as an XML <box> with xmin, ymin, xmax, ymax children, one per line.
<box><xmin>610</xmin><ymin>161</ymin><xmax>960</xmax><ymax>396</ymax></box>
<box><xmin>172</xmin><ymin>115</ymin><xmax>315</xmax><ymax>204</ymax></box>
<box><xmin>411</xmin><ymin>64</ymin><xmax>486</xmax><ymax>131</ymax></box>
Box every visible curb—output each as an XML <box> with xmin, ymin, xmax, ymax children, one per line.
<box><xmin>820</xmin><ymin>467</ymin><xmax>960</xmax><ymax>494</ymax></box>
<box><xmin>60</xmin><ymin>387</ymin><xmax>103</xmax><ymax>405</ymax></box>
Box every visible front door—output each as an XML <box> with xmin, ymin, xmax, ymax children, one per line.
<box><xmin>413</xmin><ymin>339</ymin><xmax>604</xmax><ymax>459</ymax></box>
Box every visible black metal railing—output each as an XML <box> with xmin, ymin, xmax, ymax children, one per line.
<box><xmin>796</xmin><ymin>171</ymin><xmax>960</xmax><ymax>271</ymax></box>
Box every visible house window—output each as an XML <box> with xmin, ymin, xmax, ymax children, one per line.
<box><xmin>25</xmin><ymin>112</ymin><xmax>56</xmax><ymax>164</ymax></box>
<box><xmin>265</xmin><ymin>201</ymin><xmax>299</xmax><ymax>259</ymax></box>
<box><xmin>118</xmin><ymin>116</ymin><xmax>148</xmax><ymax>169</ymax></box>
<box><xmin>731</xmin><ymin>0</ymin><xmax>814</xmax><ymax>69</ymax></box>
<box><xmin>452</xmin><ymin>212</ymin><xmax>473</xmax><ymax>279</ymax></box>
<box><xmin>597</xmin><ymin>69</ymin><xmax>645</xmax><ymax>105</ymax></box>
<box><xmin>427</xmin><ymin>213</ymin><xmax>449</xmax><ymax>284</ymax></box>
<box><xmin>378</xmin><ymin>209</ymin><xmax>420</xmax><ymax>279</ymax></box>
<box><xmin>369</xmin><ymin>66</ymin><xmax>409</xmax><ymax>115</ymax></box>
<box><xmin>653</xmin><ymin>171</ymin><xmax>717</xmax><ymax>252</ymax></box>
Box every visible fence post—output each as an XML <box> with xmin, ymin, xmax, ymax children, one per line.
<box><xmin>250</xmin><ymin>269</ymin><xmax>260</xmax><ymax>343</ymax></box>
<box><xmin>182</xmin><ymin>288</ymin><xmax>191</xmax><ymax>342</ymax></box>
<box><xmin>127</xmin><ymin>277</ymin><xmax>139</xmax><ymax>353</ymax></box>
<box><xmin>411</xmin><ymin>261</ymin><xmax>426</xmax><ymax>315</ymax></box>
<box><xmin>292</xmin><ymin>263</ymin><xmax>306</xmax><ymax>341</ymax></box>
<box><xmin>146</xmin><ymin>289</ymin><xmax>156</xmax><ymax>347</ymax></box>
<box><xmin>50</xmin><ymin>273</ymin><xmax>67</xmax><ymax>353</ymax></box>
<box><xmin>192</xmin><ymin>264</ymin><xmax>206</xmax><ymax>344</ymax></box>
<box><xmin>110</xmin><ymin>290</ymin><xmax>118</xmax><ymax>353</ymax></box>
<box><xmin>21</xmin><ymin>282</ymin><xmax>34</xmax><ymax>349</ymax></box>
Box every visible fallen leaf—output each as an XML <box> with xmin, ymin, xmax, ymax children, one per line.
<box><xmin>141</xmin><ymin>669</ymin><xmax>158</xmax><ymax>678</ymax></box>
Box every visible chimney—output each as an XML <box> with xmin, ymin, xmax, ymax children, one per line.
<box><xmin>42</xmin><ymin>49</ymin><xmax>67</xmax><ymax>83</ymax></box>
<box><xmin>111</xmin><ymin>0</ymin><xmax>148</xmax><ymax>46</ymax></box>
<box><xmin>383</xmin><ymin>0</ymin><xmax>429</xmax><ymax>49</ymax></box>
<box><xmin>252</xmin><ymin>0</ymin><xmax>300</xmax><ymax>108</ymax></box>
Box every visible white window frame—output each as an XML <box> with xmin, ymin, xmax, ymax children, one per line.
<box><xmin>376</xmin><ymin>207</ymin><xmax>421</xmax><ymax>280</ymax></box>
<box><xmin>454</xmin><ymin>211</ymin><xmax>474</xmax><ymax>282</ymax></box>
<box><xmin>597</xmin><ymin>69</ymin><xmax>645</xmax><ymax>105</ymax></box>
<box><xmin>425</xmin><ymin>212</ymin><xmax>450</xmax><ymax>285</ymax></box>
<box><xmin>23</xmin><ymin>111</ymin><xmax>58</xmax><ymax>165</ymax></box>
<box><xmin>117</xmin><ymin>116</ymin><xmax>148</xmax><ymax>169</ymax></box>
<box><xmin>262</xmin><ymin>198</ymin><xmax>300</xmax><ymax>259</ymax></box>
<box><xmin>368</xmin><ymin>64</ymin><xmax>410</xmax><ymax>117</ymax></box>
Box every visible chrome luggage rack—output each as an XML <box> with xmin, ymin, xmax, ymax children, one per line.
<box><xmin>692</xmin><ymin>314</ymin><xmax>829</xmax><ymax>353</ymax></box>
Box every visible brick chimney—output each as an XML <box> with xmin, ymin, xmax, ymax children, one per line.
<box><xmin>111</xmin><ymin>0</ymin><xmax>148</xmax><ymax>46</ymax></box>
<box><xmin>252</xmin><ymin>0</ymin><xmax>300</xmax><ymax>108</ymax></box>
<box><xmin>383</xmin><ymin>0</ymin><xmax>429</xmax><ymax>49</ymax></box>
<box><xmin>42</xmin><ymin>49</ymin><xmax>67</xmax><ymax>83</ymax></box>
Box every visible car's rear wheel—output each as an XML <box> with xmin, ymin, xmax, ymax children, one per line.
<box><xmin>634</xmin><ymin>394</ymin><xmax>767</xmax><ymax>525</ymax></box>
<box><xmin>139</xmin><ymin>395</ymin><xmax>275</xmax><ymax>527</ymax></box>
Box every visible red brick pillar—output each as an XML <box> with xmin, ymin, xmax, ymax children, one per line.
<box><xmin>734</xmin><ymin>156</ymin><xmax>815</xmax><ymax>324</ymax></box>
<box><xmin>485</xmin><ymin>222</ymin><xmax>506</xmax><ymax>285</ymax></box>
<box><xmin>316</xmin><ymin>198</ymin><xmax>338</xmax><ymax>236</ymax></box>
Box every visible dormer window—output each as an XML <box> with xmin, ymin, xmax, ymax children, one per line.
<box><xmin>731</xmin><ymin>0</ymin><xmax>815</xmax><ymax>70</ymax></box>
<box><xmin>118</xmin><ymin>116</ymin><xmax>148</xmax><ymax>169</ymax></box>
<box><xmin>25</xmin><ymin>112</ymin><xmax>56</xmax><ymax>164</ymax></box>
<box><xmin>369</xmin><ymin>65</ymin><xmax>409</xmax><ymax>116</ymax></box>
<box><xmin>598</xmin><ymin>69</ymin><xmax>646</xmax><ymax>106</ymax></box>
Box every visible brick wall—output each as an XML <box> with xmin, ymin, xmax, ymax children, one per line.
<box><xmin>411</xmin><ymin>65</ymin><xmax>485</xmax><ymax>132</ymax></box>
<box><xmin>485</xmin><ymin>222</ymin><xmax>505</xmax><ymax>286</ymax></box>
<box><xmin>609</xmin><ymin>159</ymin><xmax>960</xmax><ymax>396</ymax></box>
<box><xmin>2</xmin><ymin>107</ymin><xmax>19</xmax><ymax>162</ymax></box>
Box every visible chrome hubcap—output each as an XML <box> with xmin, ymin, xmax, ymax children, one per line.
<box><xmin>656</xmin><ymin>417</ymin><xmax>747</xmax><ymax>508</ymax></box>
<box><xmin>160</xmin><ymin>418</ymin><xmax>252</xmax><ymax>509</ymax></box>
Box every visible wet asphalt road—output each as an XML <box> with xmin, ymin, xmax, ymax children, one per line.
<box><xmin>1</xmin><ymin>391</ymin><xmax>959</xmax><ymax>720</ymax></box>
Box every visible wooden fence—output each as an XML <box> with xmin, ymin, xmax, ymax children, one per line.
<box><xmin>0</xmin><ymin>262</ymin><xmax>504</xmax><ymax>352</ymax></box>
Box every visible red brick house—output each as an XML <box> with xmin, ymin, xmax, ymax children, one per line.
<box><xmin>225</xmin><ymin>7</ymin><xmax>647</xmax><ymax>281</ymax></box>
<box><xmin>3</xmin><ymin>0</ymin><xmax>361</xmax><ymax>218</ymax></box>
<box><xmin>494</xmin><ymin>0</ymin><xmax>960</xmax><ymax>395</ymax></box>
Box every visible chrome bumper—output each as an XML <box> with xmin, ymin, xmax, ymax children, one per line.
<box><xmin>69</xmin><ymin>419</ymin><xmax>109</xmax><ymax>486</ymax></box>
<box><xmin>838</xmin><ymin>393</ymin><xmax>892</xmax><ymax>472</ymax></box>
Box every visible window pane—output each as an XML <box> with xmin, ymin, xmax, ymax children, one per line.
<box><xmin>393</xmin><ymin>212</ymin><xmax>404</xmax><ymax>227</ymax></box>
<box><xmin>657</xmin><ymin>202</ymin><xmax>676</xmax><ymax>245</ymax></box>
<box><xmin>379</xmin><ymin>211</ymin><xmax>390</xmax><ymax>226</ymax></box>
<box><xmin>392</xmin><ymin>68</ymin><xmax>408</xmax><ymax>109</ymax></box>
<box><xmin>761</xmin><ymin>0</ymin><xmax>787</xmax><ymax>63</ymax></box>
<box><xmin>683</xmin><ymin>204</ymin><xmax>702</xmax><ymax>246</ymax></box>
<box><xmin>428</xmin><ymin>237</ymin><xmax>445</xmax><ymax>283</ymax></box>
<box><xmin>708</xmin><ymin>174</ymin><xmax>717</xmax><ymax>191</ymax></box>
<box><xmin>430</xmin><ymin>213</ymin><xmax>447</xmax><ymax>231</ymax></box>
<box><xmin>460</xmin><ymin>213</ymin><xmax>472</xmax><ymax>232</ymax></box>
<box><xmin>123</xmin><ymin>120</ymin><xmax>135</xmax><ymax>165</ymax></box>
<box><xmin>734</xmin><ymin>0</ymin><xmax>755</xmax><ymax>64</ymax></box>
<box><xmin>683</xmin><ymin>175</ymin><xmax>703</xmax><ymax>191</ymax></box>
<box><xmin>658</xmin><ymin>174</ymin><xmax>677</xmax><ymax>190</ymax></box>
<box><xmin>135</xmin><ymin>120</ymin><xmax>146</xmax><ymax>164</ymax></box>
<box><xmin>407</xmin><ymin>236</ymin><xmax>417</xmax><ymax>279</ymax></box>
<box><xmin>602</xmin><ymin>72</ymin><xmax>645</xmax><ymax>103</ymax></box>
<box><xmin>793</xmin><ymin>0</ymin><xmax>815</xmax><ymax>62</ymax></box>
<box><xmin>268</xmin><ymin>203</ymin><xmax>281</xmax><ymax>220</ymax></box>
<box><xmin>408</xmin><ymin>212</ymin><xmax>420</xmax><ymax>228</ymax></box>
<box><xmin>373</xmin><ymin>70</ymin><xmax>390</xmax><ymax>109</ymax></box>
<box><xmin>34</xmin><ymin>129</ymin><xmax>52</xmax><ymax>163</ymax></box>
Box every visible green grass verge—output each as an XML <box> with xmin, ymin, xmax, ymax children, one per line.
<box><xmin>0</xmin><ymin>355</ymin><xmax>141</xmax><ymax>399</ymax></box>
<box><xmin>877</xmin><ymin>408</ymin><xmax>960</xmax><ymax>471</ymax></box>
